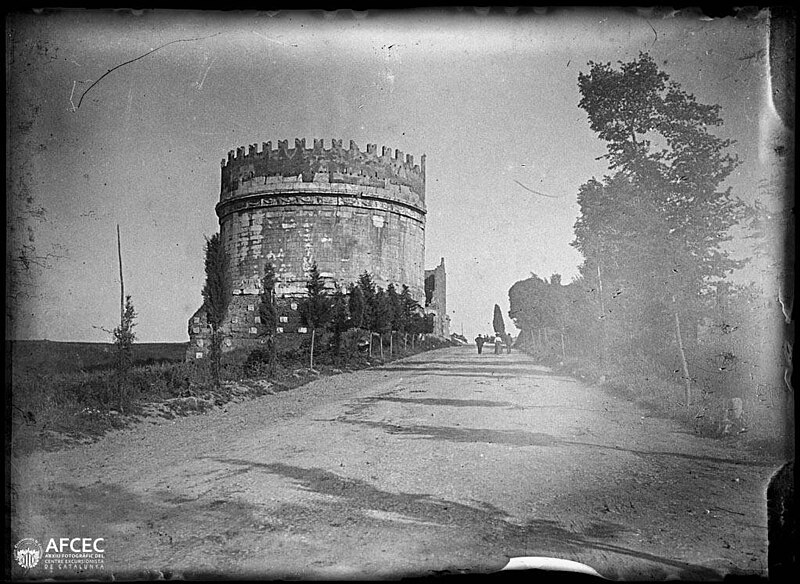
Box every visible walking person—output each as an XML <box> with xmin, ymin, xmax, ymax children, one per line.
<box><xmin>505</xmin><ymin>332</ymin><xmax>513</xmax><ymax>354</ymax></box>
<box><xmin>475</xmin><ymin>334</ymin><xmax>485</xmax><ymax>354</ymax></box>
<box><xmin>494</xmin><ymin>334</ymin><xmax>502</xmax><ymax>354</ymax></box>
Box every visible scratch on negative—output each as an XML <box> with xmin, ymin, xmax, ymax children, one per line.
<box><xmin>75</xmin><ymin>32</ymin><xmax>222</xmax><ymax>109</ymax></box>
<box><xmin>646</xmin><ymin>20</ymin><xmax>658</xmax><ymax>47</ymax></box>
<box><xmin>513</xmin><ymin>179</ymin><xmax>560</xmax><ymax>199</ymax></box>
<box><xmin>69</xmin><ymin>80</ymin><xmax>77</xmax><ymax>111</ymax></box>
<box><xmin>196</xmin><ymin>55</ymin><xmax>216</xmax><ymax>91</ymax></box>
<box><xmin>252</xmin><ymin>31</ymin><xmax>298</xmax><ymax>48</ymax></box>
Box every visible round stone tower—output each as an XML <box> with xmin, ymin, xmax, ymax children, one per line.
<box><xmin>187</xmin><ymin>138</ymin><xmax>427</xmax><ymax>358</ymax></box>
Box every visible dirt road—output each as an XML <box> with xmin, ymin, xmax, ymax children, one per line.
<box><xmin>10</xmin><ymin>346</ymin><xmax>779</xmax><ymax>580</ymax></box>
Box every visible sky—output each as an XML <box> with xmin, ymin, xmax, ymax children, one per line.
<box><xmin>7</xmin><ymin>8</ymin><xmax>780</xmax><ymax>343</ymax></box>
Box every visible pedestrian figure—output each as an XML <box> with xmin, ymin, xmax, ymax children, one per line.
<box><xmin>505</xmin><ymin>332</ymin><xmax>513</xmax><ymax>354</ymax></box>
<box><xmin>494</xmin><ymin>334</ymin><xmax>502</xmax><ymax>354</ymax></box>
<box><xmin>475</xmin><ymin>334</ymin><xmax>485</xmax><ymax>354</ymax></box>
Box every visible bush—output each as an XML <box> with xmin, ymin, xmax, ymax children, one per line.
<box><xmin>244</xmin><ymin>349</ymin><xmax>274</xmax><ymax>377</ymax></box>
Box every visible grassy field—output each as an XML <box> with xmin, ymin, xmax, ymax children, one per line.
<box><xmin>7</xmin><ymin>340</ymin><xmax>188</xmax><ymax>375</ymax></box>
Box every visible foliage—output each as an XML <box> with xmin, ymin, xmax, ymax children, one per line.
<box><xmin>408</xmin><ymin>312</ymin><xmax>434</xmax><ymax>336</ymax></box>
<box><xmin>347</xmin><ymin>283</ymin><xmax>366</xmax><ymax>329</ymax></box>
<box><xmin>505</xmin><ymin>52</ymin><xmax>785</xmax><ymax>443</ymax></box>
<box><xmin>298</xmin><ymin>263</ymin><xmax>333</xmax><ymax>368</ymax></box>
<box><xmin>373</xmin><ymin>287</ymin><xmax>392</xmax><ymax>334</ymax></box>
<box><xmin>109</xmin><ymin>294</ymin><xmax>137</xmax><ymax>410</ymax></box>
<box><xmin>113</xmin><ymin>295</ymin><xmax>137</xmax><ymax>375</ymax></box>
<box><xmin>573</xmin><ymin>52</ymin><xmax>751</xmax><ymax>404</ymax></box>
<box><xmin>356</xmin><ymin>271</ymin><xmax>377</xmax><ymax>331</ymax></box>
<box><xmin>575</xmin><ymin>53</ymin><xmax>747</xmax><ymax>302</ymax></box>
<box><xmin>386</xmin><ymin>283</ymin><xmax>402</xmax><ymax>332</ymax></box>
<box><xmin>299</xmin><ymin>263</ymin><xmax>332</xmax><ymax>331</ymax></box>
<box><xmin>508</xmin><ymin>274</ymin><xmax>551</xmax><ymax>333</ymax></box>
<box><xmin>398</xmin><ymin>284</ymin><xmax>419</xmax><ymax>333</ymax></box>
<box><xmin>492</xmin><ymin>304</ymin><xmax>506</xmax><ymax>336</ymax></box>
<box><xmin>202</xmin><ymin>233</ymin><xmax>232</xmax><ymax>329</ymax></box>
<box><xmin>328</xmin><ymin>287</ymin><xmax>350</xmax><ymax>365</ymax></box>
<box><xmin>258</xmin><ymin>262</ymin><xmax>278</xmax><ymax>377</ymax></box>
<box><xmin>201</xmin><ymin>233</ymin><xmax>231</xmax><ymax>387</ymax></box>
<box><xmin>11</xmin><ymin>282</ymin><xmax>455</xmax><ymax>454</ymax></box>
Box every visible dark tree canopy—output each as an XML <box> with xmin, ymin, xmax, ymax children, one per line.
<box><xmin>201</xmin><ymin>233</ymin><xmax>231</xmax><ymax>329</ymax></box>
<box><xmin>373</xmin><ymin>288</ymin><xmax>392</xmax><ymax>334</ymax></box>
<box><xmin>398</xmin><ymin>284</ymin><xmax>419</xmax><ymax>333</ymax></box>
<box><xmin>492</xmin><ymin>304</ymin><xmax>506</xmax><ymax>336</ymax></box>
<box><xmin>575</xmin><ymin>52</ymin><xmax>747</xmax><ymax>306</ymax></box>
<box><xmin>347</xmin><ymin>283</ymin><xmax>366</xmax><ymax>329</ymax></box>
<box><xmin>299</xmin><ymin>262</ymin><xmax>332</xmax><ymax>331</ymax></box>
<box><xmin>357</xmin><ymin>271</ymin><xmax>377</xmax><ymax>331</ymax></box>
<box><xmin>201</xmin><ymin>232</ymin><xmax>231</xmax><ymax>386</ymax></box>
<box><xmin>386</xmin><ymin>283</ymin><xmax>402</xmax><ymax>332</ymax></box>
<box><xmin>259</xmin><ymin>262</ymin><xmax>278</xmax><ymax>334</ymax></box>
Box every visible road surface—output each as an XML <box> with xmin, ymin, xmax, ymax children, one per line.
<box><xmin>10</xmin><ymin>346</ymin><xmax>778</xmax><ymax>580</ymax></box>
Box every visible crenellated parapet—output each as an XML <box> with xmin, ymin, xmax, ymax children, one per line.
<box><xmin>219</xmin><ymin>138</ymin><xmax>426</xmax><ymax>212</ymax></box>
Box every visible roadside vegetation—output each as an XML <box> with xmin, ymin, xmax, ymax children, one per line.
<box><xmin>508</xmin><ymin>53</ymin><xmax>790</xmax><ymax>456</ymax></box>
<box><xmin>9</xmin><ymin>261</ymin><xmax>449</xmax><ymax>455</ymax></box>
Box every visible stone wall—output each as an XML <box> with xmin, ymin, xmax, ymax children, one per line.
<box><xmin>424</xmin><ymin>257</ymin><xmax>450</xmax><ymax>338</ymax></box>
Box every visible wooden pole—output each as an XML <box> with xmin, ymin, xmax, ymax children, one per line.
<box><xmin>673</xmin><ymin>296</ymin><xmax>692</xmax><ymax>408</ymax></box>
<box><xmin>310</xmin><ymin>328</ymin><xmax>315</xmax><ymax>370</ymax></box>
<box><xmin>117</xmin><ymin>224</ymin><xmax>124</xmax><ymax>323</ymax></box>
<box><xmin>596</xmin><ymin>262</ymin><xmax>607</xmax><ymax>364</ymax></box>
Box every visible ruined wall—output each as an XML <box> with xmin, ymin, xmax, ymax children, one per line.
<box><xmin>424</xmin><ymin>257</ymin><xmax>450</xmax><ymax>338</ymax></box>
<box><xmin>187</xmin><ymin>138</ymin><xmax>427</xmax><ymax>358</ymax></box>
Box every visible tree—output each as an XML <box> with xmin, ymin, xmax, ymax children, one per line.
<box><xmin>508</xmin><ymin>274</ymin><xmax>550</xmax><ymax>337</ymax></box>
<box><xmin>112</xmin><ymin>294</ymin><xmax>137</xmax><ymax>409</ymax></box>
<box><xmin>386</xmin><ymin>283</ymin><xmax>402</xmax><ymax>356</ymax></box>
<box><xmin>328</xmin><ymin>286</ymin><xmax>350</xmax><ymax>366</ymax></box>
<box><xmin>347</xmin><ymin>283</ymin><xmax>366</xmax><ymax>330</ymax></box>
<box><xmin>257</xmin><ymin>262</ymin><xmax>279</xmax><ymax>377</ymax></box>
<box><xmin>408</xmin><ymin>311</ymin><xmax>434</xmax><ymax>339</ymax></box>
<box><xmin>386</xmin><ymin>283</ymin><xmax>401</xmax><ymax>331</ymax></box>
<box><xmin>110</xmin><ymin>224</ymin><xmax>136</xmax><ymax>409</ymax></box>
<box><xmin>492</xmin><ymin>304</ymin><xmax>506</xmax><ymax>336</ymax></box>
<box><xmin>202</xmin><ymin>233</ymin><xmax>231</xmax><ymax>388</ymax></box>
<box><xmin>398</xmin><ymin>284</ymin><xmax>420</xmax><ymax>350</ymax></box>
<box><xmin>575</xmin><ymin>52</ymin><xmax>748</xmax><ymax>406</ymax></box>
<box><xmin>298</xmin><ymin>262</ymin><xmax>332</xmax><ymax>369</ymax></box>
<box><xmin>507</xmin><ymin>274</ymin><xmax>566</xmax><ymax>356</ymax></box>
<box><xmin>357</xmin><ymin>272</ymin><xmax>378</xmax><ymax>356</ymax></box>
<box><xmin>357</xmin><ymin>271</ymin><xmax>377</xmax><ymax>332</ymax></box>
<box><xmin>373</xmin><ymin>287</ymin><xmax>392</xmax><ymax>359</ymax></box>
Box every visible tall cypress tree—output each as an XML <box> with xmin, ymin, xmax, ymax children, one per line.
<box><xmin>493</xmin><ymin>304</ymin><xmax>506</xmax><ymax>336</ymax></box>
<box><xmin>202</xmin><ymin>233</ymin><xmax>231</xmax><ymax>388</ymax></box>
<box><xmin>258</xmin><ymin>262</ymin><xmax>278</xmax><ymax>377</ymax></box>
<box><xmin>298</xmin><ymin>262</ymin><xmax>332</xmax><ymax>369</ymax></box>
<box><xmin>328</xmin><ymin>286</ymin><xmax>350</xmax><ymax>366</ymax></box>
<box><xmin>348</xmin><ymin>283</ymin><xmax>365</xmax><ymax>329</ymax></box>
<box><xmin>357</xmin><ymin>271</ymin><xmax>377</xmax><ymax>332</ymax></box>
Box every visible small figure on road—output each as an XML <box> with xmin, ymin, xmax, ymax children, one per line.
<box><xmin>494</xmin><ymin>334</ymin><xmax>503</xmax><ymax>354</ymax></box>
<box><xmin>505</xmin><ymin>332</ymin><xmax>513</xmax><ymax>354</ymax></box>
<box><xmin>475</xmin><ymin>334</ymin><xmax>485</xmax><ymax>354</ymax></box>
